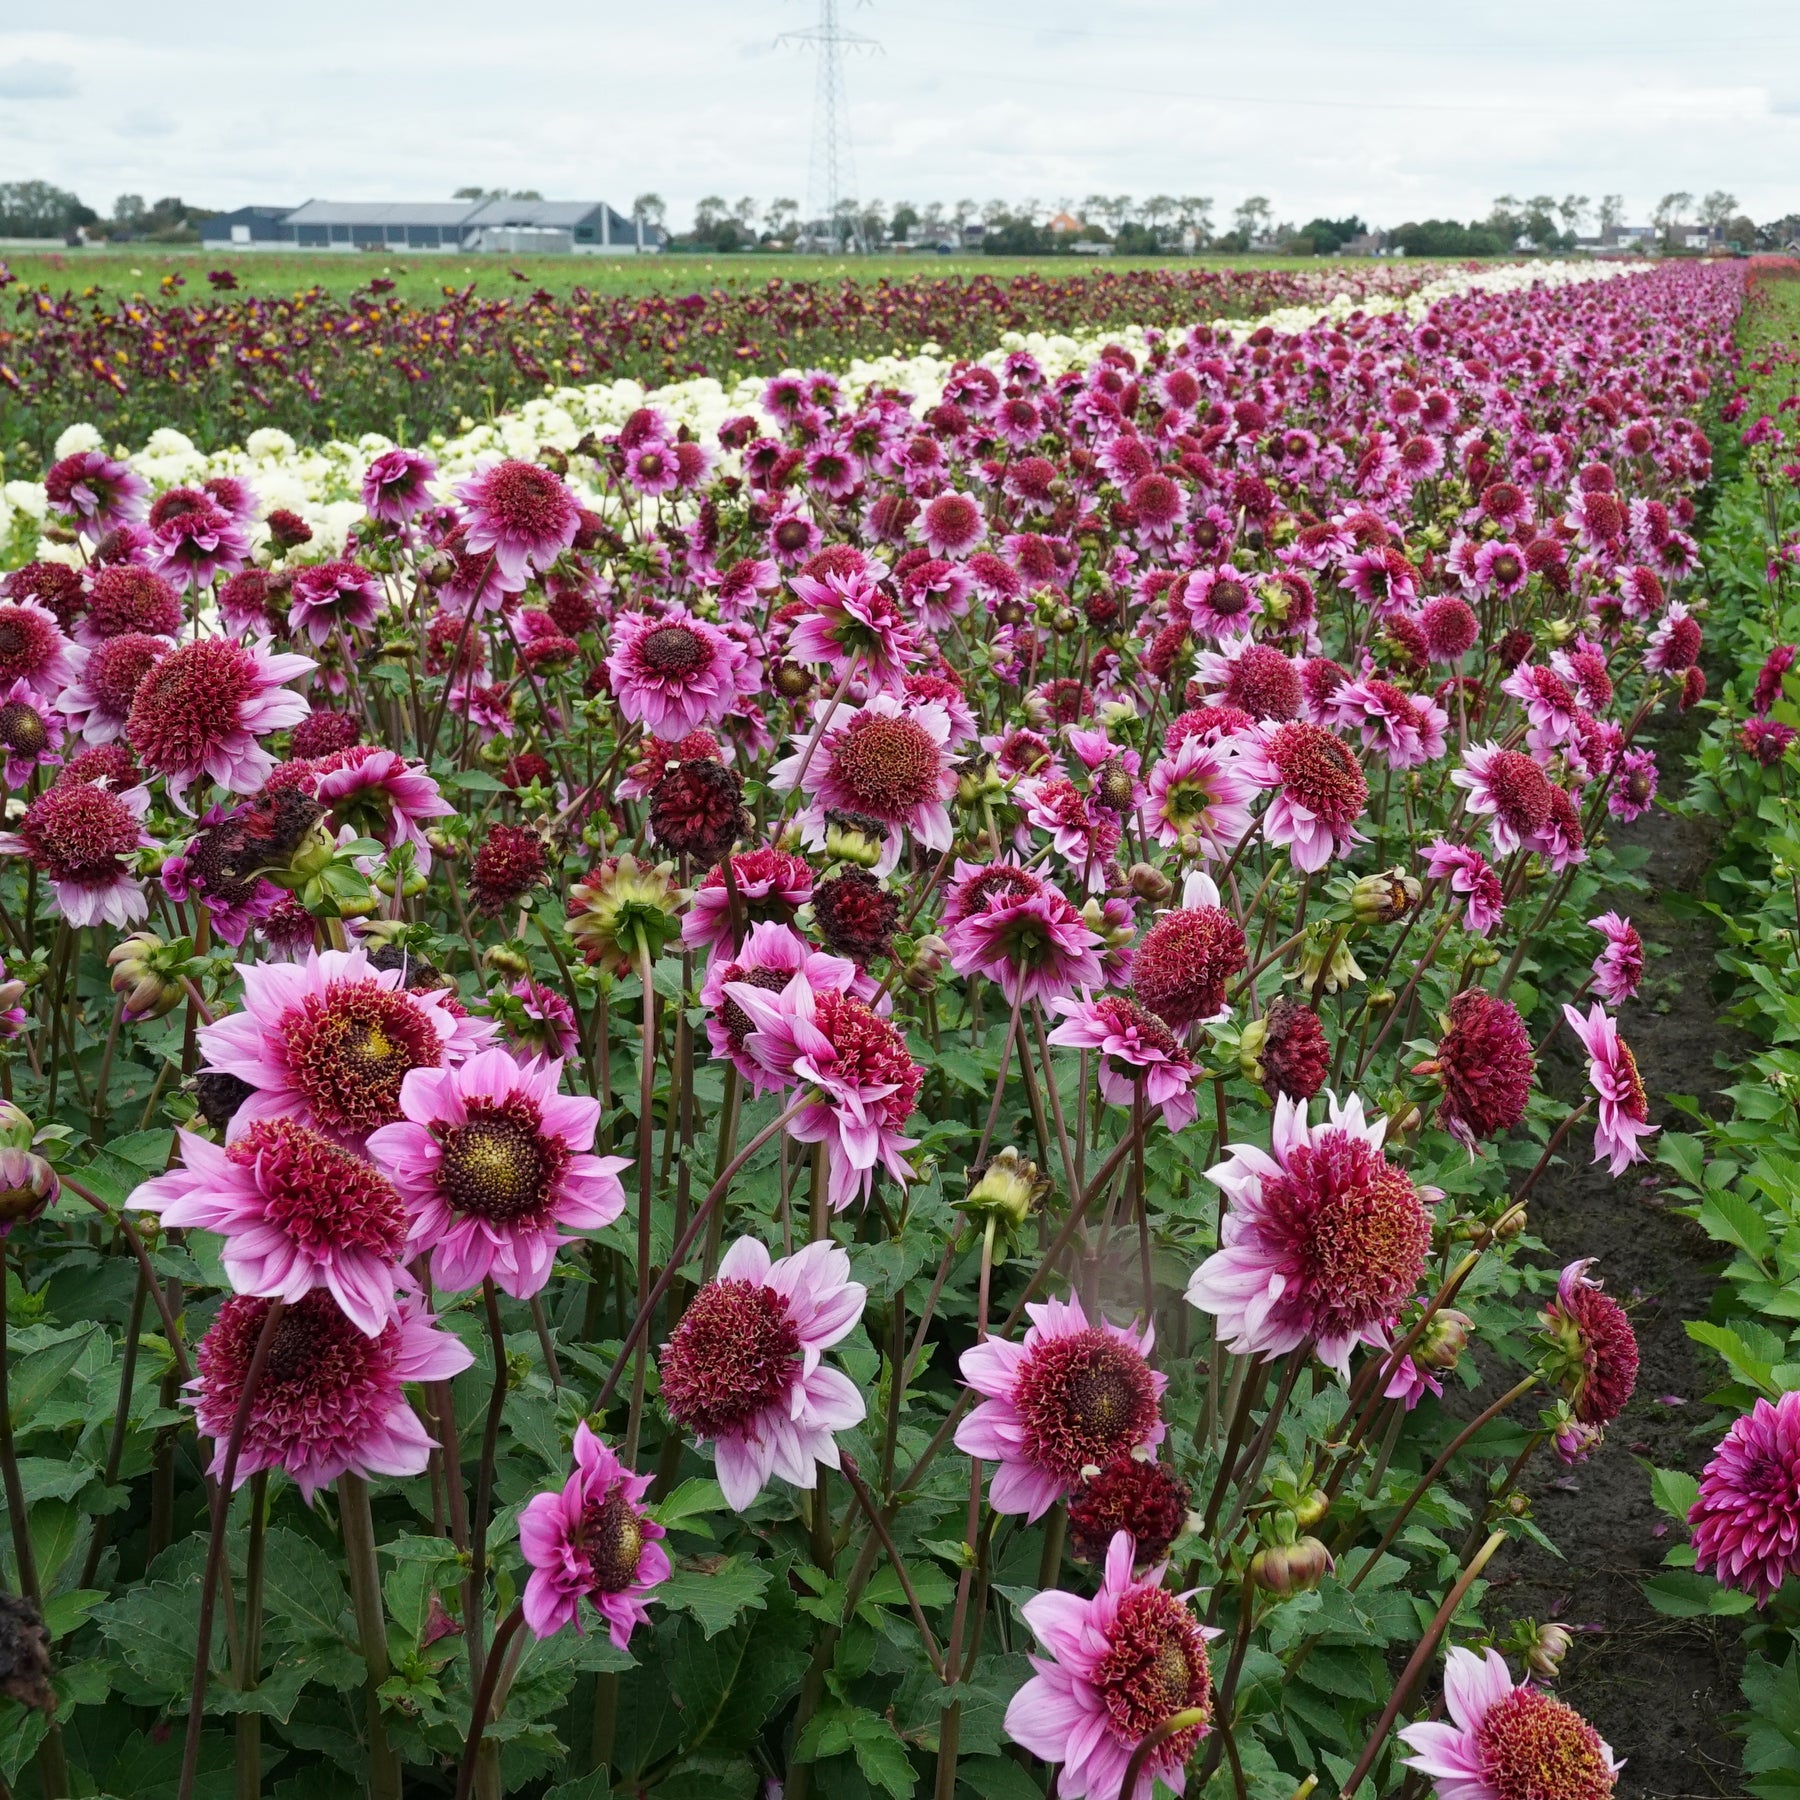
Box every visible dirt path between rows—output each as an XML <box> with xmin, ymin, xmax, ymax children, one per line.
<box><xmin>1487</xmin><ymin>790</ymin><xmax>1749</xmax><ymax>1796</ymax></box>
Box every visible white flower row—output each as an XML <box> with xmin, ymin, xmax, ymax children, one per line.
<box><xmin>7</xmin><ymin>260</ymin><xmax>1647</xmax><ymax>565</ymax></box>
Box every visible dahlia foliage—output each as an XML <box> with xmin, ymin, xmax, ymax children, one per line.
<box><xmin>0</xmin><ymin>258</ymin><xmax>1742</xmax><ymax>1800</ymax></box>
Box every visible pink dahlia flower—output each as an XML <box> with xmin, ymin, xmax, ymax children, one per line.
<box><xmin>1689</xmin><ymin>1389</ymin><xmax>1800</xmax><ymax>1605</ymax></box>
<box><xmin>724</xmin><ymin>969</ymin><xmax>921</xmax><ymax>1212</ymax></box>
<box><xmin>659</xmin><ymin>1235</ymin><xmax>867</xmax><ymax>1511</ymax></box>
<box><xmin>607</xmin><ymin>607</ymin><xmax>758</xmax><ymax>741</ymax></box>
<box><xmin>944</xmin><ymin>862</ymin><xmax>1103</xmax><ymax>1007</ymax></box>
<box><xmin>771</xmin><ymin>693</ymin><xmax>956</xmax><ymax>878</ymax></box>
<box><xmin>1560</xmin><ymin>1003</ymin><xmax>1656</xmax><ymax>1175</ymax></box>
<box><xmin>919</xmin><ymin>491</ymin><xmax>986</xmax><ymax>559</ymax></box>
<box><xmin>1186</xmin><ymin>1092</ymin><xmax>1433</xmax><ymax>1375</ymax></box>
<box><xmin>1234</xmin><ymin>720</ymin><xmax>1369</xmax><ymax>873</ymax></box>
<box><xmin>0</xmin><ymin>680</ymin><xmax>64</xmax><ymax>789</ymax></box>
<box><xmin>955</xmin><ymin>1294</ymin><xmax>1166</xmax><ymax>1521</ymax></box>
<box><xmin>287</xmin><ymin>559</ymin><xmax>386</xmax><ymax>646</ymax></box>
<box><xmin>125</xmin><ymin>635</ymin><xmax>314</xmax><ymax>810</ymax></box>
<box><xmin>43</xmin><ymin>450</ymin><xmax>149</xmax><ymax>538</ymax></box>
<box><xmin>197</xmin><ymin>946</ymin><xmax>495</xmax><ymax>1147</ymax></box>
<box><xmin>130</xmin><ymin>1119</ymin><xmax>407</xmax><ymax>1336</ymax></box>
<box><xmin>0</xmin><ymin>600</ymin><xmax>76</xmax><ymax>693</ymax></box>
<box><xmin>520</xmin><ymin>1422</ymin><xmax>670</xmax><ymax>1645</ymax></box>
<box><xmin>0</xmin><ymin>778</ymin><xmax>153</xmax><ymax>928</ymax></box>
<box><xmin>1606</xmin><ymin>748</ymin><xmax>1658</xmax><ymax>823</ymax></box>
<box><xmin>454</xmin><ymin>458</ymin><xmax>581</xmax><ymax>587</ymax></box>
<box><xmin>365</xmin><ymin>1049</ymin><xmax>625</xmax><ymax>1299</ymax></box>
<box><xmin>496</xmin><ymin>977</ymin><xmax>581</xmax><ymax>1062</ymax></box>
<box><xmin>1005</xmin><ymin>1531</ymin><xmax>1217</xmax><ymax>1800</ymax></box>
<box><xmin>191</xmin><ymin>1289</ymin><xmax>472</xmax><ymax>1502</ymax></box>
<box><xmin>1144</xmin><ymin>735</ymin><xmax>1255</xmax><ymax>855</ymax></box>
<box><xmin>682</xmin><ymin>845</ymin><xmax>814</xmax><ymax>958</ymax></box>
<box><xmin>1421</xmin><ymin>838</ymin><xmax>1504</xmax><ymax>937</ymax></box>
<box><xmin>307</xmin><ymin>744</ymin><xmax>454</xmax><ymax>873</ymax></box>
<box><xmin>1450</xmin><ymin>742</ymin><xmax>1554</xmax><ymax>856</ymax></box>
<box><xmin>1398</xmin><ymin>1646</ymin><xmax>1621</xmax><ymax>1800</ymax></box>
<box><xmin>1047</xmin><ymin>993</ymin><xmax>1201</xmax><ymax>1132</ymax></box>
<box><xmin>784</xmin><ymin>569</ymin><xmax>920</xmax><ymax>690</ymax></box>
<box><xmin>361</xmin><ymin>447</ymin><xmax>438</xmax><ymax>524</ymax></box>
<box><xmin>700</xmin><ymin>921</ymin><xmax>865</xmax><ymax>1092</ymax></box>
<box><xmin>1326</xmin><ymin>676</ymin><xmax>1447</xmax><ymax>771</ymax></box>
<box><xmin>57</xmin><ymin>633</ymin><xmax>170</xmax><ymax>746</ymax></box>
<box><xmin>147</xmin><ymin>497</ymin><xmax>252</xmax><ymax>591</ymax></box>
<box><xmin>1588</xmin><ymin>911</ymin><xmax>1643</xmax><ymax>1005</ymax></box>
<box><xmin>1180</xmin><ymin>564</ymin><xmax>1261</xmax><ymax>639</ymax></box>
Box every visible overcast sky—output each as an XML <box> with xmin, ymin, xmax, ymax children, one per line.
<box><xmin>2</xmin><ymin>0</ymin><xmax>1795</xmax><ymax>229</ymax></box>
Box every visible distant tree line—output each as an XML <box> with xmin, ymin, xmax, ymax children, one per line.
<box><xmin>0</xmin><ymin>183</ymin><xmax>211</xmax><ymax>242</ymax></box>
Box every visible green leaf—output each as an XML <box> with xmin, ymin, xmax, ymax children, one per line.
<box><xmin>956</xmin><ymin>1759</ymin><xmax>1043</xmax><ymax>1800</ymax></box>
<box><xmin>1649</xmin><ymin>1466</ymin><xmax>1700</xmax><ymax>1525</ymax></box>
<box><xmin>1687</xmin><ymin>1320</ymin><xmax>1780</xmax><ymax>1396</ymax></box>
<box><xmin>1644</xmin><ymin>1570</ymin><xmax>1757</xmax><ymax>1618</ymax></box>
<box><xmin>659</xmin><ymin>1556</ymin><xmax>771</xmax><ymax>1638</ymax></box>
<box><xmin>668</xmin><ymin>1585</ymin><xmax>810</xmax><ymax>1752</ymax></box>
<box><xmin>1697</xmin><ymin>1191</ymin><xmax>1773</xmax><ymax>1265</ymax></box>
<box><xmin>261</xmin><ymin>1528</ymin><xmax>354</xmax><ymax>1645</ymax></box>
<box><xmin>8</xmin><ymin>1327</ymin><xmax>97</xmax><ymax>1428</ymax></box>
<box><xmin>654</xmin><ymin>1477</ymin><xmax>726</xmax><ymax>1531</ymax></box>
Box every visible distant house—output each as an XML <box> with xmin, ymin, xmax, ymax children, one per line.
<box><xmin>199</xmin><ymin>199</ymin><xmax>663</xmax><ymax>254</ymax></box>
<box><xmin>1339</xmin><ymin>232</ymin><xmax>1387</xmax><ymax>257</ymax></box>
<box><xmin>1046</xmin><ymin>211</ymin><xmax>1081</xmax><ymax>235</ymax></box>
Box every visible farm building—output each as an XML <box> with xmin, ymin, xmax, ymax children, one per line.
<box><xmin>199</xmin><ymin>199</ymin><xmax>663</xmax><ymax>254</ymax></box>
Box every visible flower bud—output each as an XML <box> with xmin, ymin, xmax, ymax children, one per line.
<box><xmin>958</xmin><ymin>1147</ymin><xmax>1049</xmax><ymax>1233</ymax></box>
<box><xmin>1127</xmin><ymin>862</ymin><xmax>1173</xmax><ymax>904</ymax></box>
<box><xmin>823</xmin><ymin>817</ymin><xmax>885</xmax><ymax>869</ymax></box>
<box><xmin>902</xmin><ymin>934</ymin><xmax>950</xmax><ymax>994</ymax></box>
<box><xmin>1414</xmin><ymin>1308</ymin><xmax>1474</xmax><ymax>1373</ymax></box>
<box><xmin>772</xmin><ymin>661</ymin><xmax>815</xmax><ymax>701</ymax></box>
<box><xmin>1250</xmin><ymin>1536</ymin><xmax>1333</xmax><ymax>1596</ymax></box>
<box><xmin>1096</xmin><ymin>697</ymin><xmax>1138</xmax><ymax>730</ymax></box>
<box><xmin>1295</xmin><ymin>926</ymin><xmax>1365</xmax><ymax>995</ymax></box>
<box><xmin>0</xmin><ymin>1149</ymin><xmax>58</xmax><ymax>1235</ymax></box>
<box><xmin>1289</xmin><ymin>1487</ymin><xmax>1330</xmax><ymax>1531</ymax></box>
<box><xmin>0</xmin><ymin>1104</ymin><xmax>33</xmax><ymax>1152</ymax></box>
<box><xmin>1351</xmin><ymin>868</ymin><xmax>1422</xmax><ymax>925</ymax></box>
<box><xmin>1524</xmin><ymin>1621</ymin><xmax>1574</xmax><ymax>1681</ymax></box>
<box><xmin>483</xmin><ymin>945</ymin><xmax>531</xmax><ymax>978</ymax></box>
<box><xmin>106</xmin><ymin>932</ymin><xmax>187</xmax><ymax>1022</ymax></box>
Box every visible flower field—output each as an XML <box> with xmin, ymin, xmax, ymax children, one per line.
<box><xmin>0</xmin><ymin>248</ymin><xmax>1788</xmax><ymax>1800</ymax></box>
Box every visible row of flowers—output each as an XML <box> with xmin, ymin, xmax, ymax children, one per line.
<box><xmin>0</xmin><ymin>252</ymin><xmax>1746</xmax><ymax>1800</ymax></box>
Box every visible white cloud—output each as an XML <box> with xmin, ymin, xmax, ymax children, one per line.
<box><xmin>0</xmin><ymin>58</ymin><xmax>75</xmax><ymax>99</ymax></box>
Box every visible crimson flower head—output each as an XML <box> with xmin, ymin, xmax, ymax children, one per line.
<box><xmin>0</xmin><ymin>777</ymin><xmax>152</xmax><ymax>928</ymax></box>
<box><xmin>79</xmin><ymin>566</ymin><xmax>183</xmax><ymax>645</ymax></box>
<box><xmin>1065</xmin><ymin>1455</ymin><xmax>1192</xmax><ymax>1568</ymax></box>
<box><xmin>648</xmin><ymin>758</ymin><xmax>747</xmax><ymax>863</ymax></box>
<box><xmin>470</xmin><ymin>824</ymin><xmax>548</xmax><ymax>913</ymax></box>
<box><xmin>1539</xmin><ymin>1258</ymin><xmax>1639</xmax><ymax>1436</ymax></box>
<box><xmin>454</xmin><ymin>458</ymin><xmax>580</xmax><ymax>587</ymax></box>
<box><xmin>1426</xmin><ymin>990</ymin><xmax>1534</xmax><ymax>1147</ymax></box>
<box><xmin>43</xmin><ymin>450</ymin><xmax>149</xmax><ymax>538</ymax></box>
<box><xmin>1130</xmin><ymin>871</ymin><xmax>1246</xmax><ymax>1029</ymax></box>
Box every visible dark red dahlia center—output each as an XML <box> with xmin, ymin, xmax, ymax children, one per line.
<box><xmin>127</xmin><ymin>640</ymin><xmax>258</xmax><ymax>770</ymax></box>
<box><xmin>1012</xmin><ymin>1326</ymin><xmax>1158</xmax><ymax>1483</ymax></box>
<box><xmin>1091</xmin><ymin>1588</ymin><xmax>1212</xmax><ymax>1751</ymax></box>
<box><xmin>281</xmin><ymin>978</ymin><xmax>441</xmax><ymax>1133</ymax></box>
<box><xmin>1474</xmin><ymin>1687</ymin><xmax>1615</xmax><ymax>1800</ymax></box>
<box><xmin>718</xmin><ymin>964</ymin><xmax>791</xmax><ymax>1051</ymax></box>
<box><xmin>1487</xmin><ymin>751</ymin><xmax>1553</xmax><ymax>833</ymax></box>
<box><xmin>437</xmin><ymin>1096</ymin><xmax>563</xmax><ymax>1225</ymax></box>
<box><xmin>1271</xmin><ymin>724</ymin><xmax>1368</xmax><ymax>829</ymax></box>
<box><xmin>659</xmin><ymin>1278</ymin><xmax>801</xmax><ymax>1438</ymax></box>
<box><xmin>232</xmin><ymin>1117</ymin><xmax>406</xmax><ymax>1256</ymax></box>
<box><xmin>639</xmin><ymin>624</ymin><xmax>709</xmax><ymax>677</ymax></box>
<box><xmin>830</xmin><ymin>714</ymin><xmax>938</xmax><ymax>816</ymax></box>
<box><xmin>485</xmin><ymin>464</ymin><xmax>566</xmax><ymax>532</ymax></box>
<box><xmin>775</xmin><ymin>520</ymin><xmax>813</xmax><ymax>552</ymax></box>
<box><xmin>21</xmin><ymin>784</ymin><xmax>139</xmax><ymax>882</ymax></box>
<box><xmin>1209</xmin><ymin>580</ymin><xmax>1248</xmax><ymax>616</ymax></box>
<box><xmin>580</xmin><ymin>1489</ymin><xmax>647</xmax><ymax>1593</ymax></box>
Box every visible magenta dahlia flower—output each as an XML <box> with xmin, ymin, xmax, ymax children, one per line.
<box><xmin>1588</xmin><ymin>912</ymin><xmax>1643</xmax><ymax>1005</ymax></box>
<box><xmin>771</xmin><ymin>693</ymin><xmax>956</xmax><ymax>878</ymax></box>
<box><xmin>129</xmin><ymin>1119</ymin><xmax>407</xmax><ymax>1336</ymax></box>
<box><xmin>1326</xmin><ymin>676</ymin><xmax>1447</xmax><ymax>771</ymax></box>
<box><xmin>956</xmin><ymin>1294</ymin><xmax>1166</xmax><ymax>1521</ymax></box>
<box><xmin>1560</xmin><ymin>1003</ymin><xmax>1656</xmax><ymax>1175</ymax></box>
<box><xmin>361</xmin><ymin>448</ymin><xmax>438</xmax><ymax>524</ymax></box>
<box><xmin>1005</xmin><ymin>1531</ymin><xmax>1217</xmax><ymax>1800</ymax></box>
<box><xmin>1450</xmin><ymin>742</ymin><xmax>1554</xmax><ymax>855</ymax></box>
<box><xmin>1235</xmin><ymin>720</ymin><xmax>1369</xmax><ymax>873</ymax></box>
<box><xmin>454</xmin><ymin>459</ymin><xmax>581</xmax><ymax>587</ymax></box>
<box><xmin>147</xmin><ymin>494</ymin><xmax>251</xmax><ymax>591</ymax></box>
<box><xmin>681</xmin><ymin>845</ymin><xmax>814</xmax><ymax>958</ymax></box>
<box><xmin>43</xmin><ymin>451</ymin><xmax>149</xmax><ymax>538</ymax></box>
<box><xmin>1689</xmin><ymin>1389</ymin><xmax>1800</xmax><ymax>1605</ymax></box>
<box><xmin>307</xmin><ymin>744</ymin><xmax>454</xmax><ymax>873</ymax></box>
<box><xmin>0</xmin><ymin>681</ymin><xmax>63</xmax><ymax>789</ymax></box>
<box><xmin>1606</xmin><ymin>749</ymin><xmax>1658</xmax><ymax>823</ymax></box>
<box><xmin>1186</xmin><ymin>1092</ymin><xmax>1433</xmax><ymax>1374</ymax></box>
<box><xmin>58</xmin><ymin>634</ymin><xmax>170</xmax><ymax>746</ymax></box>
<box><xmin>605</xmin><ymin>606</ymin><xmax>758</xmax><ymax>740</ymax></box>
<box><xmin>784</xmin><ymin>568</ymin><xmax>920</xmax><ymax>690</ymax></box>
<box><xmin>0</xmin><ymin>778</ymin><xmax>152</xmax><ymax>928</ymax></box>
<box><xmin>724</xmin><ymin>969</ymin><xmax>921</xmax><ymax>1212</ymax></box>
<box><xmin>520</xmin><ymin>1422</ymin><xmax>670</xmax><ymax>1645</ymax></box>
<box><xmin>1398</xmin><ymin>1646</ymin><xmax>1621</xmax><ymax>1800</ymax></box>
<box><xmin>943</xmin><ymin>861</ymin><xmax>1103</xmax><ymax>1007</ymax></box>
<box><xmin>659</xmin><ymin>1235</ymin><xmax>867</xmax><ymax>1511</ymax></box>
<box><xmin>1144</xmin><ymin>735</ymin><xmax>1255</xmax><ymax>855</ymax></box>
<box><xmin>0</xmin><ymin>600</ymin><xmax>75</xmax><ymax>693</ymax></box>
<box><xmin>125</xmin><ymin>635</ymin><xmax>314</xmax><ymax>810</ymax></box>
<box><xmin>700</xmin><ymin>921</ymin><xmax>864</xmax><ymax>1092</ymax></box>
<box><xmin>366</xmin><ymin>1048</ymin><xmax>626</xmax><ymax>1298</ymax></box>
<box><xmin>1047</xmin><ymin>993</ymin><xmax>1201</xmax><ymax>1131</ymax></box>
<box><xmin>919</xmin><ymin>491</ymin><xmax>986</xmax><ymax>559</ymax></box>
<box><xmin>1540</xmin><ymin>1258</ymin><xmax>1639</xmax><ymax>1438</ymax></box>
<box><xmin>287</xmin><ymin>559</ymin><xmax>386</xmax><ymax>646</ymax></box>
<box><xmin>1421</xmin><ymin>838</ymin><xmax>1504</xmax><ymax>937</ymax></box>
<box><xmin>190</xmin><ymin>1289</ymin><xmax>471</xmax><ymax>1502</ymax></box>
<box><xmin>197</xmin><ymin>946</ymin><xmax>495</xmax><ymax>1147</ymax></box>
